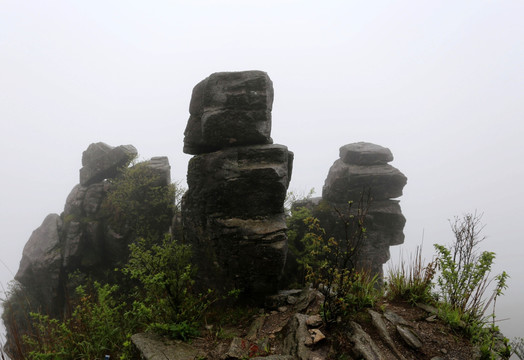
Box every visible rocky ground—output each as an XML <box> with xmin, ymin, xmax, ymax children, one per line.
<box><xmin>132</xmin><ymin>288</ymin><xmax>485</xmax><ymax>360</ymax></box>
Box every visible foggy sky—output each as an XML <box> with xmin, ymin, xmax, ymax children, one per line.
<box><xmin>1</xmin><ymin>0</ymin><xmax>523</xmax><ymax>342</ymax></box>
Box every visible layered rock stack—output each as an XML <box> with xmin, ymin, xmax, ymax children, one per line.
<box><xmin>321</xmin><ymin>142</ymin><xmax>407</xmax><ymax>278</ymax></box>
<box><xmin>182</xmin><ymin>71</ymin><xmax>293</xmax><ymax>295</ymax></box>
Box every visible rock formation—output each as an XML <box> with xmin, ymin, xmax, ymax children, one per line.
<box><xmin>322</xmin><ymin>142</ymin><xmax>407</xmax><ymax>277</ymax></box>
<box><xmin>287</xmin><ymin>142</ymin><xmax>406</xmax><ymax>281</ymax></box>
<box><xmin>182</xmin><ymin>71</ymin><xmax>293</xmax><ymax>295</ymax></box>
<box><xmin>4</xmin><ymin>143</ymin><xmax>172</xmax><ymax>350</ymax></box>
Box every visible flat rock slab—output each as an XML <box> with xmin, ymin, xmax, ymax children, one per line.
<box><xmin>340</xmin><ymin>142</ymin><xmax>394</xmax><ymax>165</ymax></box>
<box><xmin>131</xmin><ymin>333</ymin><xmax>205</xmax><ymax>360</ymax></box>
<box><xmin>323</xmin><ymin>159</ymin><xmax>407</xmax><ymax>201</ymax></box>
<box><xmin>397</xmin><ymin>325</ymin><xmax>423</xmax><ymax>349</ymax></box>
<box><xmin>349</xmin><ymin>321</ymin><xmax>386</xmax><ymax>360</ymax></box>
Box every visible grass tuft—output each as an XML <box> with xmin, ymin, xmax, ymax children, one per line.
<box><xmin>386</xmin><ymin>245</ymin><xmax>436</xmax><ymax>305</ymax></box>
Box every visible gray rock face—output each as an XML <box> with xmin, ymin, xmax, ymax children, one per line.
<box><xmin>15</xmin><ymin>214</ymin><xmax>63</xmax><ymax>311</ymax></box>
<box><xmin>183</xmin><ymin>71</ymin><xmax>274</xmax><ymax>155</ymax></box>
<box><xmin>79</xmin><ymin>142</ymin><xmax>137</xmax><ymax>186</ymax></box>
<box><xmin>182</xmin><ymin>71</ymin><xmax>292</xmax><ymax>295</ymax></box>
<box><xmin>183</xmin><ymin>145</ymin><xmax>293</xmax><ymax>295</ymax></box>
<box><xmin>143</xmin><ymin>156</ymin><xmax>171</xmax><ymax>186</ymax></box>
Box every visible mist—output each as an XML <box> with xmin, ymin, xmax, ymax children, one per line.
<box><xmin>1</xmin><ymin>0</ymin><xmax>523</xmax><ymax>343</ymax></box>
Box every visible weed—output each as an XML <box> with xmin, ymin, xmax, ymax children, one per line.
<box><xmin>386</xmin><ymin>244</ymin><xmax>437</xmax><ymax>305</ymax></box>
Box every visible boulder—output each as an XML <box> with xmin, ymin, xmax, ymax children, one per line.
<box><xmin>79</xmin><ymin>142</ymin><xmax>137</xmax><ymax>186</ymax></box>
<box><xmin>323</xmin><ymin>159</ymin><xmax>407</xmax><ymax>202</ymax></box>
<box><xmin>339</xmin><ymin>142</ymin><xmax>394</xmax><ymax>165</ymax></box>
<box><xmin>183</xmin><ymin>71</ymin><xmax>274</xmax><ymax>154</ymax></box>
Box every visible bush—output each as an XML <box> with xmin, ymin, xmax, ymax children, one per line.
<box><xmin>433</xmin><ymin>212</ymin><xmax>510</xmax><ymax>358</ymax></box>
<box><xmin>303</xmin><ymin>197</ymin><xmax>380</xmax><ymax>324</ymax></box>
<box><xmin>434</xmin><ymin>212</ymin><xmax>507</xmax><ymax>320</ymax></box>
<box><xmin>121</xmin><ymin>234</ymin><xmax>214</xmax><ymax>336</ymax></box>
<box><xmin>103</xmin><ymin>161</ymin><xmax>178</xmax><ymax>240</ymax></box>
<box><xmin>22</xmin><ymin>282</ymin><xmax>138</xmax><ymax>360</ymax></box>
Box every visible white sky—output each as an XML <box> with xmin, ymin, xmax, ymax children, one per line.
<box><xmin>1</xmin><ymin>0</ymin><xmax>523</xmax><ymax>342</ymax></box>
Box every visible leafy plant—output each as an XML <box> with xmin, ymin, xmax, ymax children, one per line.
<box><xmin>434</xmin><ymin>212</ymin><xmax>506</xmax><ymax>320</ymax></box>
<box><xmin>121</xmin><ymin>234</ymin><xmax>213</xmax><ymax>338</ymax></box>
<box><xmin>22</xmin><ymin>282</ymin><xmax>138</xmax><ymax>360</ymax></box>
<box><xmin>433</xmin><ymin>212</ymin><xmax>510</xmax><ymax>358</ymax></box>
<box><xmin>103</xmin><ymin>161</ymin><xmax>178</xmax><ymax>240</ymax></box>
<box><xmin>303</xmin><ymin>194</ymin><xmax>380</xmax><ymax>324</ymax></box>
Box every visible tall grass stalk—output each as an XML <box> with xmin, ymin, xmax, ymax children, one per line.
<box><xmin>386</xmin><ymin>245</ymin><xmax>436</xmax><ymax>305</ymax></box>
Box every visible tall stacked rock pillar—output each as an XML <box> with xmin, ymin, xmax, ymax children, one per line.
<box><xmin>182</xmin><ymin>71</ymin><xmax>293</xmax><ymax>295</ymax></box>
<box><xmin>321</xmin><ymin>142</ymin><xmax>407</xmax><ymax>279</ymax></box>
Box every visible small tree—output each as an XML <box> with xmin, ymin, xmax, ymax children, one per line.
<box><xmin>434</xmin><ymin>212</ymin><xmax>507</xmax><ymax>320</ymax></box>
<box><xmin>304</xmin><ymin>192</ymin><xmax>380</xmax><ymax>324</ymax></box>
<box><xmin>121</xmin><ymin>234</ymin><xmax>213</xmax><ymax>340</ymax></box>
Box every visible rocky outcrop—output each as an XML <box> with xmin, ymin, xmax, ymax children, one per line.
<box><xmin>286</xmin><ymin>142</ymin><xmax>407</xmax><ymax>282</ymax></box>
<box><xmin>321</xmin><ymin>142</ymin><xmax>407</xmax><ymax>278</ymax></box>
<box><xmin>6</xmin><ymin>143</ymin><xmax>171</xmax><ymax>326</ymax></box>
<box><xmin>182</xmin><ymin>71</ymin><xmax>293</xmax><ymax>295</ymax></box>
<box><xmin>129</xmin><ymin>288</ymin><xmax>481</xmax><ymax>359</ymax></box>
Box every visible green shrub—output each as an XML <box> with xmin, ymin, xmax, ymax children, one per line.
<box><xmin>303</xmin><ymin>197</ymin><xmax>380</xmax><ymax>324</ymax></box>
<box><xmin>23</xmin><ymin>282</ymin><xmax>138</xmax><ymax>360</ymax></box>
<box><xmin>433</xmin><ymin>212</ymin><xmax>510</xmax><ymax>358</ymax></box>
<box><xmin>103</xmin><ymin>161</ymin><xmax>178</xmax><ymax>240</ymax></box>
<box><xmin>434</xmin><ymin>212</ymin><xmax>506</xmax><ymax>320</ymax></box>
<box><xmin>121</xmin><ymin>234</ymin><xmax>214</xmax><ymax>339</ymax></box>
